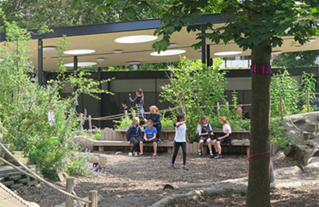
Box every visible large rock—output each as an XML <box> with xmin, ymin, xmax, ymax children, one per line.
<box><xmin>71</xmin><ymin>136</ymin><xmax>94</xmax><ymax>151</ymax></box>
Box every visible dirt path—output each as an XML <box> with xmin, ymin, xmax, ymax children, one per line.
<box><xmin>17</xmin><ymin>152</ymin><xmax>249</xmax><ymax>207</ymax></box>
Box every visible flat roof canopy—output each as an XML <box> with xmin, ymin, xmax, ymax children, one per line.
<box><xmin>0</xmin><ymin>14</ymin><xmax>318</xmax><ymax>71</ymax></box>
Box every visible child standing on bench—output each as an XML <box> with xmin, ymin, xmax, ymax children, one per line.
<box><xmin>139</xmin><ymin>120</ymin><xmax>158</xmax><ymax>157</ymax></box>
<box><xmin>126</xmin><ymin>117</ymin><xmax>143</xmax><ymax>156</ymax></box>
<box><xmin>171</xmin><ymin>114</ymin><xmax>189</xmax><ymax>170</ymax></box>
<box><xmin>213</xmin><ymin>116</ymin><xmax>232</xmax><ymax>159</ymax></box>
<box><xmin>147</xmin><ymin>105</ymin><xmax>162</xmax><ymax>142</ymax></box>
<box><xmin>129</xmin><ymin>88</ymin><xmax>145</xmax><ymax>119</ymax></box>
<box><xmin>197</xmin><ymin>116</ymin><xmax>214</xmax><ymax>158</ymax></box>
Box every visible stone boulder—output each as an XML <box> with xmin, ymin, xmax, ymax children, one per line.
<box><xmin>71</xmin><ymin>136</ymin><xmax>94</xmax><ymax>151</ymax></box>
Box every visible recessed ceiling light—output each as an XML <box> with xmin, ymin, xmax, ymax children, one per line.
<box><xmin>64</xmin><ymin>49</ymin><xmax>96</xmax><ymax>55</ymax></box>
<box><xmin>115</xmin><ymin>35</ymin><xmax>158</xmax><ymax>44</ymax></box>
<box><xmin>96</xmin><ymin>58</ymin><xmax>105</xmax><ymax>62</ymax></box>
<box><xmin>168</xmin><ymin>43</ymin><xmax>177</xmax><ymax>47</ymax></box>
<box><xmin>43</xmin><ymin>46</ymin><xmax>57</xmax><ymax>52</ymax></box>
<box><xmin>214</xmin><ymin>51</ymin><xmax>242</xmax><ymax>56</ymax></box>
<box><xmin>306</xmin><ymin>38</ymin><xmax>316</xmax><ymax>43</ymax></box>
<box><xmin>127</xmin><ymin>61</ymin><xmax>140</xmax><ymax>65</ymax></box>
<box><xmin>150</xmin><ymin>49</ymin><xmax>186</xmax><ymax>56</ymax></box>
<box><xmin>113</xmin><ymin>50</ymin><xmax>123</xmax><ymax>54</ymax></box>
<box><xmin>64</xmin><ymin>62</ymin><xmax>97</xmax><ymax>67</ymax></box>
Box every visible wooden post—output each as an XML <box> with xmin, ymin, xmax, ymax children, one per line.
<box><xmin>89</xmin><ymin>115</ymin><xmax>92</xmax><ymax>132</ymax></box>
<box><xmin>217</xmin><ymin>102</ymin><xmax>220</xmax><ymax>117</ymax></box>
<box><xmin>300</xmin><ymin>128</ymin><xmax>304</xmax><ymax>145</ymax></box>
<box><xmin>65</xmin><ymin>177</ymin><xmax>74</xmax><ymax>207</ymax></box>
<box><xmin>279</xmin><ymin>96</ymin><xmax>283</xmax><ymax>120</ymax></box>
<box><xmin>306</xmin><ymin>89</ymin><xmax>310</xmax><ymax>112</ymax></box>
<box><xmin>80</xmin><ymin>113</ymin><xmax>83</xmax><ymax>131</ymax></box>
<box><xmin>89</xmin><ymin>190</ymin><xmax>98</xmax><ymax>207</ymax></box>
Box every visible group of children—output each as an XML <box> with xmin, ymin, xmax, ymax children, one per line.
<box><xmin>124</xmin><ymin>88</ymin><xmax>232</xmax><ymax>169</ymax></box>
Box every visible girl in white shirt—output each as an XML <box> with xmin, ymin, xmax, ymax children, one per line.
<box><xmin>171</xmin><ymin>114</ymin><xmax>189</xmax><ymax>170</ymax></box>
<box><xmin>213</xmin><ymin>116</ymin><xmax>232</xmax><ymax>159</ymax></box>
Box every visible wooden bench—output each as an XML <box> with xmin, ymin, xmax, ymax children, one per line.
<box><xmin>202</xmin><ymin>139</ymin><xmax>250</xmax><ymax>156</ymax></box>
<box><xmin>93</xmin><ymin>140</ymin><xmax>174</xmax><ymax>152</ymax></box>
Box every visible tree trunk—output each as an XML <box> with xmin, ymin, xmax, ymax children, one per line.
<box><xmin>246</xmin><ymin>41</ymin><xmax>272</xmax><ymax>207</ymax></box>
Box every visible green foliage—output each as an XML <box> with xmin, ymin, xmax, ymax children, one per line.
<box><xmin>273</xmin><ymin>50</ymin><xmax>319</xmax><ymax>68</ymax></box>
<box><xmin>91</xmin><ymin>128</ymin><xmax>102</xmax><ymax>140</ymax></box>
<box><xmin>160</xmin><ymin>57</ymin><xmax>227</xmax><ymax>141</ymax></box>
<box><xmin>60</xmin><ymin>150</ymin><xmax>96</xmax><ymax>176</ymax></box>
<box><xmin>270</xmin><ymin>119</ymin><xmax>287</xmax><ymax>149</ymax></box>
<box><xmin>0</xmin><ymin>16</ymin><xmax>112</xmax><ymax>177</ymax></box>
<box><xmin>271</xmin><ymin>70</ymin><xmax>317</xmax><ymax>117</ymax></box>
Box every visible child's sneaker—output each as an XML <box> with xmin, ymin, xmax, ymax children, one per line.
<box><xmin>198</xmin><ymin>151</ymin><xmax>202</xmax><ymax>157</ymax></box>
<box><xmin>152</xmin><ymin>153</ymin><xmax>157</xmax><ymax>157</ymax></box>
<box><xmin>183</xmin><ymin>166</ymin><xmax>189</xmax><ymax>170</ymax></box>
<box><xmin>210</xmin><ymin>153</ymin><xmax>214</xmax><ymax>158</ymax></box>
<box><xmin>158</xmin><ymin>139</ymin><xmax>163</xmax><ymax>143</ymax></box>
<box><xmin>171</xmin><ymin>164</ymin><xmax>175</xmax><ymax>169</ymax></box>
<box><xmin>134</xmin><ymin>152</ymin><xmax>138</xmax><ymax>156</ymax></box>
<box><xmin>215</xmin><ymin>154</ymin><xmax>222</xmax><ymax>159</ymax></box>
<box><xmin>128</xmin><ymin>152</ymin><xmax>133</xmax><ymax>156</ymax></box>
<box><xmin>138</xmin><ymin>153</ymin><xmax>143</xmax><ymax>157</ymax></box>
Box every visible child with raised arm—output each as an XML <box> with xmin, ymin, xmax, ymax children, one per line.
<box><xmin>197</xmin><ymin>116</ymin><xmax>214</xmax><ymax>158</ymax></box>
<box><xmin>129</xmin><ymin>88</ymin><xmax>145</xmax><ymax>119</ymax></box>
<box><xmin>171</xmin><ymin>114</ymin><xmax>189</xmax><ymax>170</ymax></box>
<box><xmin>126</xmin><ymin>117</ymin><xmax>143</xmax><ymax>156</ymax></box>
<box><xmin>147</xmin><ymin>105</ymin><xmax>162</xmax><ymax>142</ymax></box>
<box><xmin>139</xmin><ymin>120</ymin><xmax>158</xmax><ymax>157</ymax></box>
<box><xmin>213</xmin><ymin>116</ymin><xmax>232</xmax><ymax>159</ymax></box>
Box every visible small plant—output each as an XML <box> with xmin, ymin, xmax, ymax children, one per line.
<box><xmin>91</xmin><ymin>128</ymin><xmax>102</xmax><ymax>140</ymax></box>
<box><xmin>270</xmin><ymin>119</ymin><xmax>287</xmax><ymax>149</ymax></box>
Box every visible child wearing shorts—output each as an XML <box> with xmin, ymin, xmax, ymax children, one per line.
<box><xmin>197</xmin><ymin>116</ymin><xmax>214</xmax><ymax>158</ymax></box>
<box><xmin>139</xmin><ymin>120</ymin><xmax>158</xmax><ymax>157</ymax></box>
<box><xmin>213</xmin><ymin>116</ymin><xmax>232</xmax><ymax>159</ymax></box>
<box><xmin>126</xmin><ymin>117</ymin><xmax>143</xmax><ymax>156</ymax></box>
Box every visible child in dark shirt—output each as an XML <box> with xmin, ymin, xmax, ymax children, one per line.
<box><xmin>129</xmin><ymin>88</ymin><xmax>145</xmax><ymax>118</ymax></box>
<box><xmin>126</xmin><ymin>117</ymin><xmax>143</xmax><ymax>156</ymax></box>
<box><xmin>122</xmin><ymin>100</ymin><xmax>130</xmax><ymax>116</ymax></box>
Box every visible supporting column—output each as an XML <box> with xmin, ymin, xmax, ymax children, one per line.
<box><xmin>38</xmin><ymin>39</ymin><xmax>43</xmax><ymax>85</ymax></box>
<box><xmin>73</xmin><ymin>56</ymin><xmax>78</xmax><ymax>70</ymax></box>
<box><xmin>98</xmin><ymin>67</ymin><xmax>102</xmax><ymax>127</ymax></box>
<box><xmin>201</xmin><ymin>28</ymin><xmax>206</xmax><ymax>64</ymax></box>
<box><xmin>207</xmin><ymin>45</ymin><xmax>212</xmax><ymax>67</ymax></box>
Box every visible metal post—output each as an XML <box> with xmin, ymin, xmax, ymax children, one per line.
<box><xmin>74</xmin><ymin>56</ymin><xmax>78</xmax><ymax>70</ymax></box>
<box><xmin>98</xmin><ymin>67</ymin><xmax>102</xmax><ymax>127</ymax></box>
<box><xmin>207</xmin><ymin>45</ymin><xmax>211</xmax><ymax>67</ymax></box>
<box><xmin>201</xmin><ymin>28</ymin><xmax>206</xmax><ymax>64</ymax></box>
<box><xmin>38</xmin><ymin>39</ymin><xmax>43</xmax><ymax>85</ymax></box>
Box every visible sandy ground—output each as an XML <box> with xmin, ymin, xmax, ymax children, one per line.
<box><xmin>168</xmin><ymin>184</ymin><xmax>319</xmax><ymax>207</ymax></box>
<box><xmin>16</xmin><ymin>151</ymin><xmax>318</xmax><ymax>207</ymax></box>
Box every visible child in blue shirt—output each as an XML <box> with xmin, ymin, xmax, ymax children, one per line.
<box><xmin>139</xmin><ymin>120</ymin><xmax>158</xmax><ymax>157</ymax></box>
<box><xmin>126</xmin><ymin>117</ymin><xmax>143</xmax><ymax>156</ymax></box>
<box><xmin>122</xmin><ymin>100</ymin><xmax>130</xmax><ymax>117</ymax></box>
<box><xmin>147</xmin><ymin>105</ymin><xmax>162</xmax><ymax>142</ymax></box>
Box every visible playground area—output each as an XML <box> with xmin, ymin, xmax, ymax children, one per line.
<box><xmin>15</xmin><ymin>152</ymin><xmax>319</xmax><ymax>207</ymax></box>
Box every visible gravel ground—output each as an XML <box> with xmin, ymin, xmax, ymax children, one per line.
<box><xmin>17</xmin><ymin>152</ymin><xmax>249</xmax><ymax>207</ymax></box>
<box><xmin>16</xmin><ymin>151</ymin><xmax>318</xmax><ymax>207</ymax></box>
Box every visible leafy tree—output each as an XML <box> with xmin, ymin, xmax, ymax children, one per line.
<box><xmin>160</xmin><ymin>57</ymin><xmax>227</xmax><ymax>141</ymax></box>
<box><xmin>273</xmin><ymin>50</ymin><xmax>319</xmax><ymax>68</ymax></box>
<box><xmin>87</xmin><ymin>0</ymin><xmax>318</xmax><ymax>206</ymax></box>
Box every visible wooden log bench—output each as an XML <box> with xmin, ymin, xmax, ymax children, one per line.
<box><xmin>93</xmin><ymin>140</ymin><xmax>174</xmax><ymax>153</ymax></box>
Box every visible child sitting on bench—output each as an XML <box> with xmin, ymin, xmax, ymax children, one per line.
<box><xmin>126</xmin><ymin>117</ymin><xmax>143</xmax><ymax>156</ymax></box>
<box><xmin>212</xmin><ymin>116</ymin><xmax>232</xmax><ymax>159</ymax></box>
<box><xmin>197</xmin><ymin>116</ymin><xmax>214</xmax><ymax>158</ymax></box>
<box><xmin>139</xmin><ymin>120</ymin><xmax>158</xmax><ymax>157</ymax></box>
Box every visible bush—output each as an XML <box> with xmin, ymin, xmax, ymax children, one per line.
<box><xmin>270</xmin><ymin>119</ymin><xmax>287</xmax><ymax>149</ymax></box>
